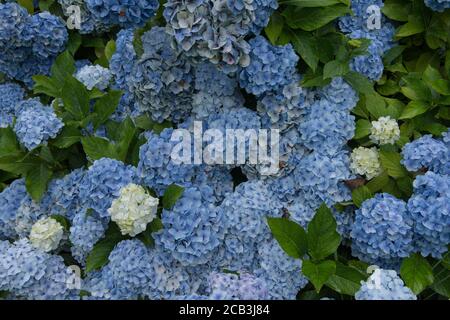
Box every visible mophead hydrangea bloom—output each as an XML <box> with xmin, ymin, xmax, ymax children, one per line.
<box><xmin>75</xmin><ymin>65</ymin><xmax>112</xmax><ymax>90</ymax></box>
<box><xmin>350</xmin><ymin>146</ymin><xmax>382</xmax><ymax>180</ymax></box>
<box><xmin>407</xmin><ymin>172</ymin><xmax>450</xmax><ymax>258</ymax></box>
<box><xmin>239</xmin><ymin>36</ymin><xmax>299</xmax><ymax>96</ymax></box>
<box><xmin>355</xmin><ymin>268</ymin><xmax>417</xmax><ymax>300</ymax></box>
<box><xmin>401</xmin><ymin>134</ymin><xmax>449</xmax><ymax>174</ymax></box>
<box><xmin>351</xmin><ymin>193</ymin><xmax>414</xmax><ymax>268</ymax></box>
<box><xmin>78</xmin><ymin>158</ymin><xmax>137</xmax><ymax>218</ymax></box>
<box><xmin>108</xmin><ymin>183</ymin><xmax>159</xmax><ymax>236</ymax></box>
<box><xmin>370</xmin><ymin>116</ymin><xmax>400</xmax><ymax>145</ymax></box>
<box><xmin>424</xmin><ymin>0</ymin><xmax>450</xmax><ymax>12</ymax></box>
<box><xmin>0</xmin><ymin>82</ymin><xmax>25</xmax><ymax>127</ymax></box>
<box><xmin>319</xmin><ymin>77</ymin><xmax>359</xmax><ymax>112</ymax></box>
<box><xmin>207</xmin><ymin>272</ymin><xmax>269</xmax><ymax>300</ymax></box>
<box><xmin>0</xmin><ymin>179</ymin><xmax>30</xmax><ymax>240</ymax></box>
<box><xmin>29</xmin><ymin>217</ymin><xmax>64</xmax><ymax>252</ymax></box>
<box><xmin>110</xmin><ymin>28</ymin><xmax>137</xmax><ymax>90</ymax></box>
<box><xmin>58</xmin><ymin>0</ymin><xmax>109</xmax><ymax>34</ymax></box>
<box><xmin>14</xmin><ymin>197</ymin><xmax>46</xmax><ymax>239</ymax></box>
<box><xmin>155</xmin><ymin>186</ymin><xmax>225</xmax><ymax>266</ymax></box>
<box><xmin>13</xmin><ymin>100</ymin><xmax>64</xmax><ymax>150</ymax></box>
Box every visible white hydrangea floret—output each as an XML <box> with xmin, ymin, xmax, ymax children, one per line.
<box><xmin>370</xmin><ymin>116</ymin><xmax>400</xmax><ymax>145</ymax></box>
<box><xmin>74</xmin><ymin>65</ymin><xmax>112</xmax><ymax>90</ymax></box>
<box><xmin>108</xmin><ymin>183</ymin><xmax>159</xmax><ymax>236</ymax></box>
<box><xmin>350</xmin><ymin>147</ymin><xmax>382</xmax><ymax>180</ymax></box>
<box><xmin>29</xmin><ymin>217</ymin><xmax>64</xmax><ymax>252</ymax></box>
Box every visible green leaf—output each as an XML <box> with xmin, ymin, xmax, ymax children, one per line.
<box><xmin>51</xmin><ymin>51</ymin><xmax>76</xmax><ymax>84</ymax></box>
<box><xmin>0</xmin><ymin>127</ymin><xmax>20</xmax><ymax>157</ymax></box>
<box><xmin>400</xmin><ymin>77</ymin><xmax>432</xmax><ymax>101</ymax></box>
<box><xmin>85</xmin><ymin>223</ymin><xmax>126</xmax><ymax>273</ymax></box>
<box><xmin>39</xmin><ymin>0</ymin><xmax>55</xmax><ymax>11</ymax></box>
<box><xmin>267</xmin><ymin>217</ymin><xmax>308</xmax><ymax>259</ymax></box>
<box><xmin>396</xmin><ymin>17</ymin><xmax>425</xmax><ymax>37</ymax></box>
<box><xmin>326</xmin><ymin>262</ymin><xmax>368</xmax><ymax>295</ymax></box>
<box><xmin>32</xmin><ymin>75</ymin><xmax>60</xmax><ymax>97</ymax></box>
<box><xmin>422</xmin><ymin>65</ymin><xmax>442</xmax><ymax>86</ymax></box>
<box><xmin>379</xmin><ymin>150</ymin><xmax>407</xmax><ymax>178</ymax></box>
<box><xmin>323</xmin><ymin>59</ymin><xmax>349</xmax><ymax>79</ymax></box>
<box><xmin>302</xmin><ymin>260</ymin><xmax>336</xmax><ymax>293</ymax></box>
<box><xmin>162</xmin><ymin>184</ymin><xmax>185</xmax><ymax>210</ymax></box>
<box><xmin>25</xmin><ymin>163</ymin><xmax>52</xmax><ymax>202</ymax></box>
<box><xmin>0</xmin><ymin>154</ymin><xmax>39</xmax><ymax>175</ymax></box>
<box><xmin>137</xmin><ymin>218</ymin><xmax>163</xmax><ymax>247</ymax></box>
<box><xmin>104</xmin><ymin>40</ymin><xmax>116</xmax><ymax>62</ymax></box>
<box><xmin>52</xmin><ymin>126</ymin><xmax>82</xmax><ymax>148</ymax></box>
<box><xmin>400</xmin><ymin>253</ymin><xmax>434</xmax><ymax>294</ymax></box>
<box><xmin>365</xmin><ymin>93</ymin><xmax>387</xmax><ymax>118</ymax></box>
<box><xmin>352</xmin><ymin>186</ymin><xmax>373</xmax><ymax>208</ymax></box>
<box><xmin>288</xmin><ymin>29</ymin><xmax>319</xmax><ymax>72</ymax></box>
<box><xmin>116</xmin><ymin>117</ymin><xmax>137</xmax><ymax>161</ymax></box>
<box><xmin>134</xmin><ymin>114</ymin><xmax>155</xmax><ymax>130</ymax></box>
<box><xmin>81</xmin><ymin>136</ymin><xmax>120</xmax><ymax>161</ymax></box>
<box><xmin>344</xmin><ymin>72</ymin><xmax>374</xmax><ymax>94</ymax></box>
<box><xmin>92</xmin><ymin>90</ymin><xmax>122</xmax><ymax>129</ymax></box>
<box><xmin>429</xmin><ymin>79</ymin><xmax>450</xmax><ymax>95</ymax></box>
<box><xmin>284</xmin><ymin>5</ymin><xmax>350</xmax><ymax>31</ymax></box>
<box><xmin>265</xmin><ymin>12</ymin><xmax>284</xmax><ymax>45</ymax></box>
<box><xmin>381</xmin><ymin>0</ymin><xmax>410</xmax><ymax>21</ymax></box>
<box><xmin>431</xmin><ymin>265</ymin><xmax>450</xmax><ymax>298</ymax></box>
<box><xmin>354</xmin><ymin>119</ymin><xmax>372</xmax><ymax>139</ymax></box>
<box><xmin>18</xmin><ymin>0</ymin><xmax>34</xmax><ymax>13</ymax></box>
<box><xmin>67</xmin><ymin>32</ymin><xmax>82</xmax><ymax>56</ymax></box>
<box><xmin>51</xmin><ymin>215</ymin><xmax>70</xmax><ymax>231</ymax></box>
<box><xmin>279</xmin><ymin>0</ymin><xmax>348</xmax><ymax>6</ymax></box>
<box><xmin>307</xmin><ymin>204</ymin><xmax>341</xmax><ymax>261</ymax></box>
<box><xmin>61</xmin><ymin>76</ymin><xmax>90</xmax><ymax>120</ymax></box>
<box><xmin>399</xmin><ymin>100</ymin><xmax>429</xmax><ymax>120</ymax></box>
<box><xmin>366</xmin><ymin>171</ymin><xmax>389</xmax><ymax>192</ymax></box>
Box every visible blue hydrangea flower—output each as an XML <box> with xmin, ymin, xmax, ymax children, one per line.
<box><xmin>129</xmin><ymin>27</ymin><xmax>194</xmax><ymax>123</ymax></box>
<box><xmin>110</xmin><ymin>29</ymin><xmax>137</xmax><ymax>91</ymax></box>
<box><xmin>13</xmin><ymin>100</ymin><xmax>64</xmax><ymax>150</ymax></box>
<box><xmin>425</xmin><ymin>0</ymin><xmax>450</xmax><ymax>12</ymax></box>
<box><xmin>355</xmin><ymin>268</ymin><xmax>416</xmax><ymax>300</ymax></box>
<box><xmin>255</xmin><ymin>238</ymin><xmax>308</xmax><ymax>300</ymax></box>
<box><xmin>138</xmin><ymin>128</ymin><xmax>198</xmax><ymax>195</ymax></box>
<box><xmin>319</xmin><ymin>77</ymin><xmax>359</xmax><ymax>112</ymax></box>
<box><xmin>293</xmin><ymin>151</ymin><xmax>353</xmax><ymax>207</ymax></box>
<box><xmin>0</xmin><ymin>179</ymin><xmax>30</xmax><ymax>240</ymax></box>
<box><xmin>14</xmin><ymin>197</ymin><xmax>46</xmax><ymax>239</ymax></box>
<box><xmin>75</xmin><ymin>65</ymin><xmax>112</xmax><ymax>90</ymax></box>
<box><xmin>207</xmin><ymin>272</ymin><xmax>268</xmax><ymax>300</ymax></box>
<box><xmin>78</xmin><ymin>158</ymin><xmax>137</xmax><ymax>218</ymax></box>
<box><xmin>155</xmin><ymin>186</ymin><xmax>225</xmax><ymax>266</ymax></box>
<box><xmin>0</xmin><ymin>82</ymin><xmax>25</xmax><ymax>127</ymax></box>
<box><xmin>407</xmin><ymin>172</ymin><xmax>450</xmax><ymax>258</ymax></box>
<box><xmin>70</xmin><ymin>209</ymin><xmax>107</xmax><ymax>265</ymax></box>
<box><xmin>0</xmin><ymin>239</ymin><xmax>79</xmax><ymax>299</ymax></box>
<box><xmin>401</xmin><ymin>135</ymin><xmax>449</xmax><ymax>174</ymax></box>
<box><xmin>350</xmin><ymin>45</ymin><xmax>385</xmax><ymax>81</ymax></box>
<box><xmin>58</xmin><ymin>0</ymin><xmax>110</xmax><ymax>34</ymax></box>
<box><xmin>351</xmin><ymin>193</ymin><xmax>414</xmax><ymax>268</ymax></box>
<box><xmin>86</xmin><ymin>0</ymin><xmax>159</xmax><ymax>29</ymax></box>
<box><xmin>217</xmin><ymin>180</ymin><xmax>283</xmax><ymax>270</ymax></box>
<box><xmin>239</xmin><ymin>36</ymin><xmax>299</xmax><ymax>96</ymax></box>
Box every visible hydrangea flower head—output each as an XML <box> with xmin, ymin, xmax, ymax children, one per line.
<box><xmin>0</xmin><ymin>179</ymin><xmax>29</xmax><ymax>240</ymax></box>
<box><xmin>370</xmin><ymin>116</ymin><xmax>400</xmax><ymax>145</ymax></box>
<box><xmin>108</xmin><ymin>183</ymin><xmax>159</xmax><ymax>236</ymax></box>
<box><xmin>0</xmin><ymin>82</ymin><xmax>25</xmax><ymax>127</ymax></box>
<box><xmin>424</xmin><ymin>0</ymin><xmax>450</xmax><ymax>12</ymax></box>
<box><xmin>351</xmin><ymin>193</ymin><xmax>414</xmax><ymax>268</ymax></box>
<box><xmin>350</xmin><ymin>146</ymin><xmax>382</xmax><ymax>180</ymax></box>
<box><xmin>207</xmin><ymin>272</ymin><xmax>268</xmax><ymax>300</ymax></box>
<box><xmin>75</xmin><ymin>65</ymin><xmax>112</xmax><ymax>90</ymax></box>
<box><xmin>355</xmin><ymin>268</ymin><xmax>416</xmax><ymax>300</ymax></box>
<box><xmin>29</xmin><ymin>217</ymin><xmax>64</xmax><ymax>252</ymax></box>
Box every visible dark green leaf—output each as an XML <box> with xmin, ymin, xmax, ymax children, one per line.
<box><xmin>81</xmin><ymin>136</ymin><xmax>120</xmax><ymax>161</ymax></box>
<box><xmin>354</xmin><ymin>119</ymin><xmax>371</xmax><ymax>139</ymax></box>
<box><xmin>61</xmin><ymin>76</ymin><xmax>90</xmax><ymax>120</ymax></box>
<box><xmin>267</xmin><ymin>217</ymin><xmax>308</xmax><ymax>259</ymax></box>
<box><xmin>431</xmin><ymin>265</ymin><xmax>450</xmax><ymax>298</ymax></box>
<box><xmin>302</xmin><ymin>260</ymin><xmax>336</xmax><ymax>293</ymax></box>
<box><xmin>32</xmin><ymin>75</ymin><xmax>60</xmax><ymax>97</ymax></box>
<box><xmin>51</xmin><ymin>215</ymin><xmax>71</xmax><ymax>231</ymax></box>
<box><xmin>352</xmin><ymin>186</ymin><xmax>373</xmax><ymax>208</ymax></box>
<box><xmin>399</xmin><ymin>101</ymin><xmax>429</xmax><ymax>120</ymax></box>
<box><xmin>162</xmin><ymin>184</ymin><xmax>185</xmax><ymax>210</ymax></box>
<box><xmin>51</xmin><ymin>51</ymin><xmax>76</xmax><ymax>84</ymax></box>
<box><xmin>400</xmin><ymin>253</ymin><xmax>434</xmax><ymax>294</ymax></box>
<box><xmin>288</xmin><ymin>29</ymin><xmax>319</xmax><ymax>72</ymax></box>
<box><xmin>92</xmin><ymin>90</ymin><xmax>122</xmax><ymax>129</ymax></box>
<box><xmin>25</xmin><ymin>163</ymin><xmax>52</xmax><ymax>202</ymax></box>
<box><xmin>52</xmin><ymin>126</ymin><xmax>82</xmax><ymax>148</ymax></box>
<box><xmin>379</xmin><ymin>150</ymin><xmax>407</xmax><ymax>178</ymax></box>
<box><xmin>104</xmin><ymin>40</ymin><xmax>116</xmax><ymax>62</ymax></box>
<box><xmin>284</xmin><ymin>5</ymin><xmax>350</xmax><ymax>31</ymax></box>
<box><xmin>344</xmin><ymin>72</ymin><xmax>374</xmax><ymax>94</ymax></box>
<box><xmin>326</xmin><ymin>262</ymin><xmax>368</xmax><ymax>295</ymax></box>
<box><xmin>323</xmin><ymin>59</ymin><xmax>349</xmax><ymax>79</ymax></box>
<box><xmin>265</xmin><ymin>12</ymin><xmax>284</xmax><ymax>45</ymax></box>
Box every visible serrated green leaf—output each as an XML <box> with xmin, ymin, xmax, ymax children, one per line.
<box><xmin>284</xmin><ymin>5</ymin><xmax>350</xmax><ymax>31</ymax></box>
<box><xmin>81</xmin><ymin>136</ymin><xmax>120</xmax><ymax>161</ymax></box>
<box><xmin>52</xmin><ymin>126</ymin><xmax>82</xmax><ymax>148</ymax></box>
<box><xmin>61</xmin><ymin>76</ymin><xmax>90</xmax><ymax>120</ymax></box>
<box><xmin>429</xmin><ymin>79</ymin><xmax>450</xmax><ymax>95</ymax></box>
<box><xmin>323</xmin><ymin>59</ymin><xmax>349</xmax><ymax>79</ymax></box>
<box><xmin>303</xmin><ymin>260</ymin><xmax>336</xmax><ymax>293</ymax></box>
<box><xmin>396</xmin><ymin>17</ymin><xmax>425</xmax><ymax>37</ymax></box>
<box><xmin>379</xmin><ymin>150</ymin><xmax>407</xmax><ymax>178</ymax></box>
<box><xmin>32</xmin><ymin>75</ymin><xmax>60</xmax><ymax>97</ymax></box>
<box><xmin>267</xmin><ymin>217</ymin><xmax>307</xmax><ymax>259</ymax></box>
<box><xmin>307</xmin><ymin>204</ymin><xmax>341</xmax><ymax>261</ymax></box>
<box><xmin>265</xmin><ymin>12</ymin><xmax>284</xmax><ymax>45</ymax></box>
<box><xmin>365</xmin><ymin>93</ymin><xmax>387</xmax><ymax>118</ymax></box>
<box><xmin>288</xmin><ymin>29</ymin><xmax>319</xmax><ymax>72</ymax></box>
<box><xmin>366</xmin><ymin>171</ymin><xmax>389</xmax><ymax>192</ymax></box>
<box><xmin>51</xmin><ymin>51</ymin><xmax>76</xmax><ymax>84</ymax></box>
<box><xmin>381</xmin><ymin>0</ymin><xmax>411</xmax><ymax>21</ymax></box>
<box><xmin>326</xmin><ymin>262</ymin><xmax>368</xmax><ymax>295</ymax></box>
<box><xmin>399</xmin><ymin>100</ymin><xmax>429</xmax><ymax>120</ymax></box>
<box><xmin>0</xmin><ymin>127</ymin><xmax>21</xmax><ymax>157</ymax></box>
<box><xmin>400</xmin><ymin>253</ymin><xmax>434</xmax><ymax>294</ymax></box>
<box><xmin>344</xmin><ymin>72</ymin><xmax>374</xmax><ymax>94</ymax></box>
<box><xmin>25</xmin><ymin>163</ymin><xmax>52</xmax><ymax>202</ymax></box>
<box><xmin>92</xmin><ymin>90</ymin><xmax>122</xmax><ymax>130</ymax></box>
<box><xmin>352</xmin><ymin>186</ymin><xmax>373</xmax><ymax>208</ymax></box>
<box><xmin>354</xmin><ymin>119</ymin><xmax>371</xmax><ymax>139</ymax></box>
<box><xmin>162</xmin><ymin>184</ymin><xmax>185</xmax><ymax>210</ymax></box>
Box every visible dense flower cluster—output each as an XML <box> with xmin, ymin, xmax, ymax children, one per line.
<box><xmin>350</xmin><ymin>146</ymin><xmax>382</xmax><ymax>179</ymax></box>
<box><xmin>75</xmin><ymin>65</ymin><xmax>112</xmax><ymax>90</ymax></box>
<box><xmin>13</xmin><ymin>99</ymin><xmax>64</xmax><ymax>150</ymax></box>
<box><xmin>0</xmin><ymin>3</ymin><xmax>67</xmax><ymax>86</ymax></box>
<box><xmin>206</xmin><ymin>272</ymin><xmax>268</xmax><ymax>300</ymax></box>
<box><xmin>0</xmin><ymin>82</ymin><xmax>25</xmax><ymax>127</ymax></box>
<box><xmin>370</xmin><ymin>116</ymin><xmax>400</xmax><ymax>145</ymax></box>
<box><xmin>29</xmin><ymin>217</ymin><xmax>64</xmax><ymax>252</ymax></box>
<box><xmin>355</xmin><ymin>268</ymin><xmax>417</xmax><ymax>300</ymax></box>
<box><xmin>425</xmin><ymin>0</ymin><xmax>450</xmax><ymax>12</ymax></box>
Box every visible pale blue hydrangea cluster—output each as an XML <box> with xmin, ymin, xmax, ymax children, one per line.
<box><xmin>425</xmin><ymin>0</ymin><xmax>450</xmax><ymax>12</ymax></box>
<box><xmin>401</xmin><ymin>134</ymin><xmax>449</xmax><ymax>175</ymax></box>
<box><xmin>0</xmin><ymin>239</ymin><xmax>79</xmax><ymax>299</ymax></box>
<box><xmin>163</xmin><ymin>0</ymin><xmax>277</xmax><ymax>72</ymax></box>
<box><xmin>407</xmin><ymin>172</ymin><xmax>450</xmax><ymax>258</ymax></box>
<box><xmin>0</xmin><ymin>179</ymin><xmax>29</xmax><ymax>240</ymax></box>
<box><xmin>338</xmin><ymin>0</ymin><xmax>396</xmax><ymax>80</ymax></box>
<box><xmin>110</xmin><ymin>29</ymin><xmax>136</xmax><ymax>90</ymax></box>
<box><xmin>78</xmin><ymin>158</ymin><xmax>137</xmax><ymax>218</ymax></box>
<box><xmin>239</xmin><ymin>36</ymin><xmax>299</xmax><ymax>96</ymax></box>
<box><xmin>355</xmin><ymin>269</ymin><xmax>417</xmax><ymax>300</ymax></box>
<box><xmin>0</xmin><ymin>3</ymin><xmax>67</xmax><ymax>86</ymax></box>
<box><xmin>351</xmin><ymin>193</ymin><xmax>414</xmax><ymax>268</ymax></box>
<box><xmin>155</xmin><ymin>186</ymin><xmax>225</xmax><ymax>266</ymax></box>
<box><xmin>0</xmin><ymin>82</ymin><xmax>25</xmax><ymax>127</ymax></box>
<box><xmin>74</xmin><ymin>65</ymin><xmax>112</xmax><ymax>91</ymax></box>
<box><xmin>14</xmin><ymin>197</ymin><xmax>46</xmax><ymax>239</ymax></box>
<box><xmin>206</xmin><ymin>272</ymin><xmax>268</xmax><ymax>300</ymax></box>
<box><xmin>13</xmin><ymin>99</ymin><xmax>64</xmax><ymax>150</ymax></box>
